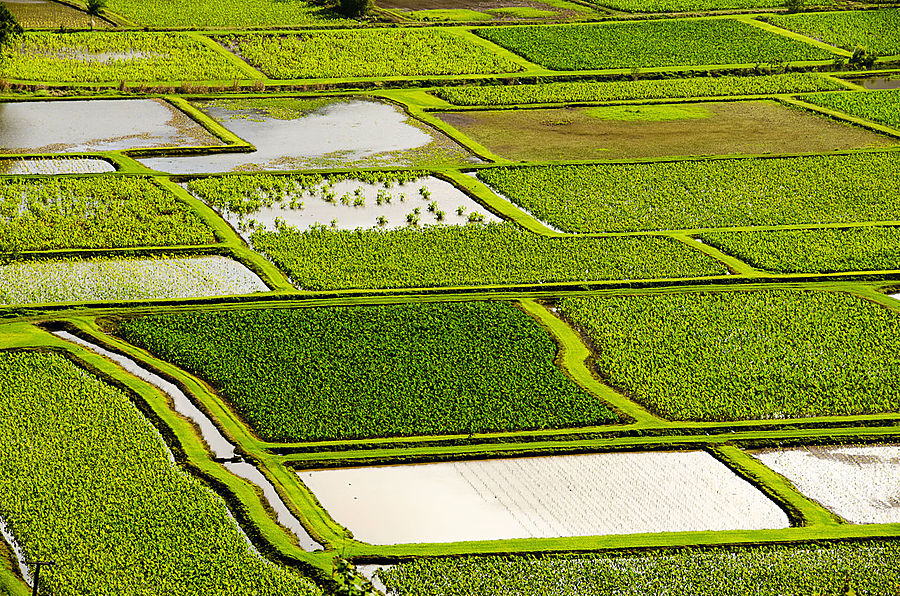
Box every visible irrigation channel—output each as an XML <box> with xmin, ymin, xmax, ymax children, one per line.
<box><xmin>51</xmin><ymin>331</ymin><xmax>322</xmax><ymax>552</ymax></box>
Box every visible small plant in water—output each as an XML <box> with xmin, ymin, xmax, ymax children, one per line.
<box><xmin>468</xmin><ymin>212</ymin><xmax>485</xmax><ymax>223</ymax></box>
<box><xmin>330</xmin><ymin>218</ymin><xmax>338</xmax><ymax>228</ymax></box>
<box><xmin>435</xmin><ymin>209</ymin><xmax>445</xmax><ymax>222</ymax></box>
<box><xmin>456</xmin><ymin>206</ymin><xmax>466</xmax><ymax>216</ymax></box>
<box><xmin>376</xmin><ymin>215</ymin><xmax>388</xmax><ymax>226</ymax></box>
<box><xmin>427</xmin><ymin>201</ymin><xmax>437</xmax><ymax>213</ymax></box>
<box><xmin>354</xmin><ymin>195</ymin><xmax>365</xmax><ymax>207</ymax></box>
<box><xmin>419</xmin><ymin>186</ymin><xmax>431</xmax><ymax>200</ymax></box>
<box><xmin>406</xmin><ymin>212</ymin><xmax>420</xmax><ymax>225</ymax></box>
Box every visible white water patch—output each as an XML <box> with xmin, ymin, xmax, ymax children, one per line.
<box><xmin>0</xmin><ymin>256</ymin><xmax>268</xmax><ymax>305</ymax></box>
<box><xmin>0</xmin><ymin>514</ymin><xmax>32</xmax><ymax>586</ymax></box>
<box><xmin>298</xmin><ymin>451</ymin><xmax>789</xmax><ymax>545</ymax></box>
<box><xmin>356</xmin><ymin>564</ymin><xmax>391</xmax><ymax>595</ymax></box>
<box><xmin>0</xmin><ymin>158</ymin><xmax>115</xmax><ymax>174</ymax></box>
<box><xmin>754</xmin><ymin>444</ymin><xmax>900</xmax><ymax>524</ymax></box>
<box><xmin>52</xmin><ymin>331</ymin><xmax>321</xmax><ymax>551</ymax></box>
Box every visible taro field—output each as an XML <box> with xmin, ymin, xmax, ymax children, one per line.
<box><xmin>1</xmin><ymin>0</ymin><xmax>899</xmax><ymax>594</ymax></box>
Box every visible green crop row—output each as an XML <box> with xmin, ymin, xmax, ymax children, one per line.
<box><xmin>378</xmin><ymin>541</ymin><xmax>900</xmax><ymax>595</ymax></box>
<box><xmin>477</xmin><ymin>152</ymin><xmax>900</xmax><ymax>233</ymax></box>
<box><xmin>250</xmin><ymin>222</ymin><xmax>725</xmax><ymax>290</ymax></box>
<box><xmin>0</xmin><ymin>177</ymin><xmax>216</xmax><ymax>252</ymax></box>
<box><xmin>187</xmin><ymin>171</ymin><xmax>427</xmax><ymax>217</ymax></box>
<box><xmin>702</xmin><ymin>225</ymin><xmax>900</xmax><ymax>273</ymax></box>
<box><xmin>559</xmin><ymin>289</ymin><xmax>900</xmax><ymax>421</ymax></box>
<box><xmin>106</xmin><ymin>0</ymin><xmax>348</xmax><ymax>28</ymax></box>
<box><xmin>475</xmin><ymin>19</ymin><xmax>833</xmax><ymax>71</ymax></box>
<box><xmin>115</xmin><ymin>302</ymin><xmax>621</xmax><ymax>442</ymax></box>
<box><xmin>585</xmin><ymin>0</ymin><xmax>810</xmax><ymax>13</ymax></box>
<box><xmin>435</xmin><ymin>73</ymin><xmax>843</xmax><ymax>105</ymax></box>
<box><xmin>0</xmin><ymin>32</ymin><xmax>245</xmax><ymax>82</ymax></box>
<box><xmin>768</xmin><ymin>9</ymin><xmax>900</xmax><ymax>57</ymax></box>
<box><xmin>220</xmin><ymin>30</ymin><xmax>523</xmax><ymax>79</ymax></box>
<box><xmin>799</xmin><ymin>89</ymin><xmax>900</xmax><ymax>130</ymax></box>
<box><xmin>0</xmin><ymin>350</ymin><xmax>320</xmax><ymax>595</ymax></box>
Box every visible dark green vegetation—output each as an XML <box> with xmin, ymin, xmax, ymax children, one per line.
<box><xmin>768</xmin><ymin>9</ymin><xmax>900</xmax><ymax>57</ymax></box>
<box><xmin>0</xmin><ymin>177</ymin><xmax>216</xmax><ymax>251</ymax></box>
<box><xmin>222</xmin><ymin>30</ymin><xmax>523</xmax><ymax>79</ymax></box>
<box><xmin>560</xmin><ymin>290</ymin><xmax>900</xmax><ymax>421</ymax></box>
<box><xmin>0</xmin><ymin>4</ymin><xmax>22</xmax><ymax>48</ymax></box>
<box><xmin>800</xmin><ymin>89</ymin><xmax>900</xmax><ymax>130</ymax></box>
<box><xmin>477</xmin><ymin>153</ymin><xmax>900</xmax><ymax>233</ymax></box>
<box><xmin>115</xmin><ymin>302</ymin><xmax>621</xmax><ymax>441</ymax></box>
<box><xmin>475</xmin><ymin>20</ymin><xmax>833</xmax><ymax>70</ymax></box>
<box><xmin>250</xmin><ymin>223</ymin><xmax>726</xmax><ymax>290</ymax></box>
<box><xmin>436</xmin><ymin>100</ymin><xmax>893</xmax><ymax>161</ymax></box>
<box><xmin>0</xmin><ymin>351</ymin><xmax>321</xmax><ymax>595</ymax></box>
<box><xmin>379</xmin><ymin>541</ymin><xmax>900</xmax><ymax>595</ymax></box>
<box><xmin>702</xmin><ymin>226</ymin><xmax>900</xmax><ymax>273</ymax></box>
<box><xmin>435</xmin><ymin>73</ymin><xmax>844</xmax><ymax>105</ymax></box>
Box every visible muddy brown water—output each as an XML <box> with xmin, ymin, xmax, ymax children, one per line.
<box><xmin>53</xmin><ymin>331</ymin><xmax>322</xmax><ymax>551</ymax></box>
<box><xmin>139</xmin><ymin>98</ymin><xmax>478</xmax><ymax>174</ymax></box>
<box><xmin>849</xmin><ymin>76</ymin><xmax>900</xmax><ymax>90</ymax></box>
<box><xmin>0</xmin><ymin>99</ymin><xmax>222</xmax><ymax>154</ymax></box>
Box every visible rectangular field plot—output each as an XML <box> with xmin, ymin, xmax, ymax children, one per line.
<box><xmin>0</xmin><ymin>157</ymin><xmax>114</xmax><ymax>174</ymax></box>
<box><xmin>559</xmin><ymin>290</ymin><xmax>900</xmax><ymax>421</ymax></box>
<box><xmin>139</xmin><ymin>98</ymin><xmax>477</xmax><ymax>174</ymax></box>
<box><xmin>476</xmin><ymin>153</ymin><xmax>900</xmax><ymax>233</ymax></box>
<box><xmin>297</xmin><ymin>451</ymin><xmax>789</xmax><ymax>544</ymax></box>
<box><xmin>0</xmin><ymin>32</ymin><xmax>247</xmax><ymax>82</ymax></box>
<box><xmin>0</xmin><ymin>177</ymin><xmax>216</xmax><ymax>251</ymax></box>
<box><xmin>0</xmin><ymin>351</ymin><xmax>320</xmax><ymax>596</ymax></box>
<box><xmin>0</xmin><ymin>255</ymin><xmax>267</xmax><ymax>304</ymax></box>
<box><xmin>435</xmin><ymin>100</ymin><xmax>894</xmax><ymax>161</ymax></box>
<box><xmin>105</xmin><ymin>0</ymin><xmax>348</xmax><ymax>27</ymax></box>
<box><xmin>755</xmin><ymin>444</ymin><xmax>900</xmax><ymax>524</ymax></box>
<box><xmin>251</xmin><ymin>223</ymin><xmax>726</xmax><ymax>290</ymax></box>
<box><xmin>768</xmin><ymin>9</ymin><xmax>900</xmax><ymax>57</ymax></box>
<box><xmin>475</xmin><ymin>19</ymin><xmax>834</xmax><ymax>71</ymax></box>
<box><xmin>113</xmin><ymin>302</ymin><xmax>622</xmax><ymax>442</ymax></box>
<box><xmin>1</xmin><ymin>0</ymin><xmax>108</xmax><ymax>28</ymax></box>
<box><xmin>219</xmin><ymin>29</ymin><xmax>524</xmax><ymax>79</ymax></box>
<box><xmin>0</xmin><ymin>99</ymin><xmax>223</xmax><ymax>154</ymax></box>
<box><xmin>187</xmin><ymin>172</ymin><xmax>499</xmax><ymax>235</ymax></box>
<box><xmin>377</xmin><ymin>541</ymin><xmax>900</xmax><ymax>596</ymax></box>
<box><xmin>799</xmin><ymin>89</ymin><xmax>900</xmax><ymax>130</ymax></box>
<box><xmin>701</xmin><ymin>226</ymin><xmax>900</xmax><ymax>273</ymax></box>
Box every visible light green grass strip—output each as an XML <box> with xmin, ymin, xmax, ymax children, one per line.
<box><xmin>187</xmin><ymin>32</ymin><xmax>267</xmax><ymax>80</ymax></box>
<box><xmin>742</xmin><ymin>15</ymin><xmax>851</xmax><ymax>57</ymax></box>
<box><xmin>674</xmin><ymin>234</ymin><xmax>765</xmax><ymax>276</ymax></box>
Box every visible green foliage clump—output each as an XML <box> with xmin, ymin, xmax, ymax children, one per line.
<box><xmin>768</xmin><ymin>9</ymin><xmax>900</xmax><ymax>56</ymax></box>
<box><xmin>249</xmin><ymin>222</ymin><xmax>725</xmax><ymax>290</ymax></box>
<box><xmin>106</xmin><ymin>0</ymin><xmax>348</xmax><ymax>27</ymax></box>
<box><xmin>560</xmin><ymin>289</ymin><xmax>900</xmax><ymax>421</ymax></box>
<box><xmin>475</xmin><ymin>20</ymin><xmax>833</xmax><ymax>70</ymax></box>
<box><xmin>221</xmin><ymin>30</ymin><xmax>523</xmax><ymax>79</ymax></box>
<box><xmin>0</xmin><ymin>351</ymin><xmax>321</xmax><ymax>595</ymax></box>
<box><xmin>436</xmin><ymin>73</ymin><xmax>843</xmax><ymax>105</ymax></box>
<box><xmin>701</xmin><ymin>226</ymin><xmax>900</xmax><ymax>273</ymax></box>
<box><xmin>0</xmin><ymin>177</ymin><xmax>216</xmax><ymax>252</ymax></box>
<box><xmin>799</xmin><ymin>89</ymin><xmax>900</xmax><ymax>130</ymax></box>
<box><xmin>477</xmin><ymin>153</ymin><xmax>900</xmax><ymax>233</ymax></box>
<box><xmin>0</xmin><ymin>4</ymin><xmax>22</xmax><ymax>49</ymax></box>
<box><xmin>0</xmin><ymin>32</ymin><xmax>245</xmax><ymax>82</ymax></box>
<box><xmin>584</xmin><ymin>0</ymin><xmax>809</xmax><ymax>12</ymax></box>
<box><xmin>379</xmin><ymin>541</ymin><xmax>900</xmax><ymax>596</ymax></box>
<box><xmin>115</xmin><ymin>302</ymin><xmax>621</xmax><ymax>441</ymax></box>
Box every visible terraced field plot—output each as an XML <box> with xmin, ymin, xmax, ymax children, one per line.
<box><xmin>0</xmin><ymin>99</ymin><xmax>222</xmax><ymax>153</ymax></box>
<box><xmin>0</xmin><ymin>0</ymin><xmax>107</xmax><ymax>28</ymax></box>
<box><xmin>0</xmin><ymin>157</ymin><xmax>115</xmax><ymax>174</ymax></box>
<box><xmin>298</xmin><ymin>451</ymin><xmax>789</xmax><ymax>544</ymax></box>
<box><xmin>435</xmin><ymin>100</ymin><xmax>895</xmax><ymax>161</ymax></box>
<box><xmin>378</xmin><ymin>0</ymin><xmax>595</xmax><ymax>22</ymax></box>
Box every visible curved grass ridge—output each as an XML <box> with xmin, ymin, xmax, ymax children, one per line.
<box><xmin>767</xmin><ymin>9</ymin><xmax>900</xmax><ymax>57</ymax></box>
<box><xmin>476</xmin><ymin>153</ymin><xmax>900</xmax><ymax>233</ymax></box>
<box><xmin>114</xmin><ymin>301</ymin><xmax>623</xmax><ymax>442</ymax></box>
<box><xmin>474</xmin><ymin>19</ymin><xmax>834</xmax><ymax>71</ymax></box>
<box><xmin>559</xmin><ymin>289</ymin><xmax>900</xmax><ymax>421</ymax></box>
<box><xmin>435</xmin><ymin>73</ymin><xmax>844</xmax><ymax>106</ymax></box>
<box><xmin>0</xmin><ymin>350</ymin><xmax>321</xmax><ymax>596</ymax></box>
<box><xmin>250</xmin><ymin>222</ymin><xmax>727</xmax><ymax>290</ymax></box>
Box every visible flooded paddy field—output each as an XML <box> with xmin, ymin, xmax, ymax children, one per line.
<box><xmin>0</xmin><ymin>0</ymin><xmax>107</xmax><ymax>28</ymax></box>
<box><xmin>0</xmin><ymin>157</ymin><xmax>115</xmax><ymax>174</ymax></box>
<box><xmin>139</xmin><ymin>97</ymin><xmax>479</xmax><ymax>174</ymax></box>
<box><xmin>0</xmin><ymin>255</ymin><xmax>268</xmax><ymax>304</ymax></box>
<box><xmin>847</xmin><ymin>75</ymin><xmax>900</xmax><ymax>90</ymax></box>
<box><xmin>754</xmin><ymin>444</ymin><xmax>900</xmax><ymax>524</ymax></box>
<box><xmin>297</xmin><ymin>450</ymin><xmax>789</xmax><ymax>544</ymax></box>
<box><xmin>0</xmin><ymin>99</ymin><xmax>223</xmax><ymax>154</ymax></box>
<box><xmin>435</xmin><ymin>100</ymin><xmax>897</xmax><ymax>161</ymax></box>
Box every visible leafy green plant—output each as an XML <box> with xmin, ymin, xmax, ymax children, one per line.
<box><xmin>105</xmin><ymin>0</ymin><xmax>349</xmax><ymax>27</ymax></box>
<box><xmin>798</xmin><ymin>89</ymin><xmax>900</xmax><ymax>129</ymax></box>
<box><xmin>768</xmin><ymin>9</ymin><xmax>900</xmax><ymax>57</ymax></box>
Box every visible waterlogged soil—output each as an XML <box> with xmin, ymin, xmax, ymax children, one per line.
<box><xmin>0</xmin><ymin>99</ymin><xmax>223</xmax><ymax>154</ymax></box>
<box><xmin>436</xmin><ymin>100</ymin><xmax>897</xmax><ymax>161</ymax></box>
<box><xmin>754</xmin><ymin>444</ymin><xmax>900</xmax><ymax>525</ymax></box>
<box><xmin>0</xmin><ymin>0</ymin><xmax>109</xmax><ymax>28</ymax></box>
<box><xmin>0</xmin><ymin>157</ymin><xmax>115</xmax><ymax>174</ymax></box>
<box><xmin>850</xmin><ymin>76</ymin><xmax>900</xmax><ymax>90</ymax></box>
<box><xmin>297</xmin><ymin>451</ymin><xmax>788</xmax><ymax>545</ymax></box>
<box><xmin>138</xmin><ymin>98</ymin><xmax>478</xmax><ymax>174</ymax></box>
<box><xmin>201</xmin><ymin>177</ymin><xmax>499</xmax><ymax>237</ymax></box>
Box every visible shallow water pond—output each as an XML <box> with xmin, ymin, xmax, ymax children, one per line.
<box><xmin>0</xmin><ymin>99</ymin><xmax>222</xmax><ymax>154</ymax></box>
<box><xmin>848</xmin><ymin>76</ymin><xmax>900</xmax><ymax>90</ymax></box>
<box><xmin>139</xmin><ymin>97</ymin><xmax>478</xmax><ymax>174</ymax></box>
<box><xmin>297</xmin><ymin>450</ymin><xmax>788</xmax><ymax>544</ymax></box>
<box><xmin>0</xmin><ymin>157</ymin><xmax>115</xmax><ymax>174</ymax></box>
